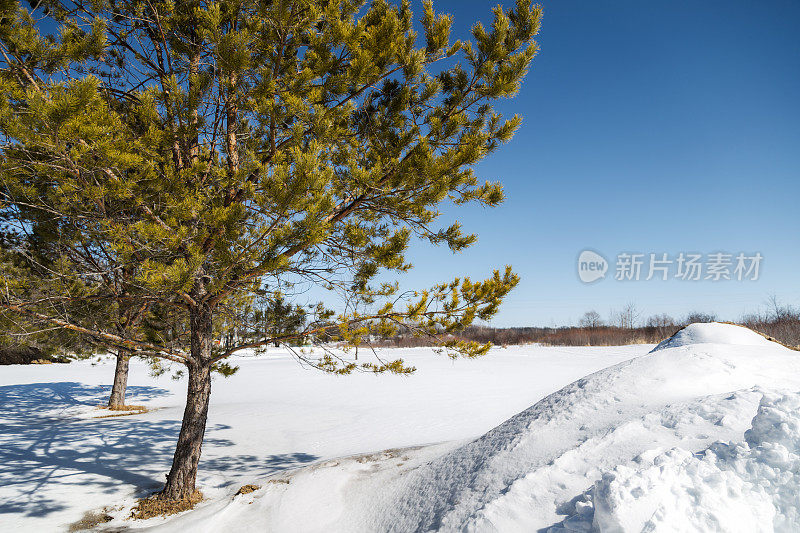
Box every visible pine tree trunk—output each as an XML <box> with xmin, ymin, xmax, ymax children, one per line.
<box><xmin>107</xmin><ymin>350</ymin><xmax>130</xmax><ymax>409</ymax></box>
<box><xmin>160</xmin><ymin>304</ymin><xmax>213</xmax><ymax>500</ymax></box>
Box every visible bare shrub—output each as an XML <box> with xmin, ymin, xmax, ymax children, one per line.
<box><xmin>579</xmin><ymin>311</ymin><xmax>603</xmax><ymax>328</ymax></box>
<box><xmin>740</xmin><ymin>305</ymin><xmax>800</xmax><ymax>348</ymax></box>
<box><xmin>684</xmin><ymin>311</ymin><xmax>717</xmax><ymax>324</ymax></box>
<box><xmin>615</xmin><ymin>303</ymin><xmax>641</xmax><ymax>330</ymax></box>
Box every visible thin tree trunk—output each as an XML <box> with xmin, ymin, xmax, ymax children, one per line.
<box><xmin>160</xmin><ymin>304</ymin><xmax>213</xmax><ymax>500</ymax></box>
<box><xmin>107</xmin><ymin>350</ymin><xmax>130</xmax><ymax>409</ymax></box>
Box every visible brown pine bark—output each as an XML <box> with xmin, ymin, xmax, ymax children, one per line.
<box><xmin>107</xmin><ymin>350</ymin><xmax>130</xmax><ymax>409</ymax></box>
<box><xmin>160</xmin><ymin>303</ymin><xmax>213</xmax><ymax>500</ymax></box>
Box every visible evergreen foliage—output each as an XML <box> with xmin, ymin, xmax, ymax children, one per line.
<box><xmin>0</xmin><ymin>0</ymin><xmax>541</xmax><ymax>499</ymax></box>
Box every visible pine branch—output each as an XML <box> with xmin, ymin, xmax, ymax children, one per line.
<box><xmin>0</xmin><ymin>302</ymin><xmax>187</xmax><ymax>363</ymax></box>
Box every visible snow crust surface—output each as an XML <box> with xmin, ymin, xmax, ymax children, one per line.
<box><xmin>4</xmin><ymin>323</ymin><xmax>799</xmax><ymax>532</ymax></box>
<box><xmin>158</xmin><ymin>323</ymin><xmax>800</xmax><ymax>533</ymax></box>
<box><xmin>586</xmin><ymin>389</ymin><xmax>800</xmax><ymax>532</ymax></box>
<box><xmin>365</xmin><ymin>323</ymin><xmax>800</xmax><ymax>533</ymax></box>
<box><xmin>0</xmin><ymin>344</ymin><xmax>640</xmax><ymax>532</ymax></box>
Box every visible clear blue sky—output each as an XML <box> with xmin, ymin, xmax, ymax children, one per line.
<box><xmin>393</xmin><ymin>0</ymin><xmax>800</xmax><ymax>327</ymax></box>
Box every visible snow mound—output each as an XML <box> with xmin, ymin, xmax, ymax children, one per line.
<box><xmin>652</xmin><ymin>322</ymin><xmax>775</xmax><ymax>352</ymax></box>
<box><xmin>137</xmin><ymin>333</ymin><xmax>800</xmax><ymax>532</ymax></box>
<box><xmin>585</xmin><ymin>390</ymin><xmax>800</xmax><ymax>532</ymax></box>
<box><xmin>363</xmin><ymin>329</ymin><xmax>800</xmax><ymax>532</ymax></box>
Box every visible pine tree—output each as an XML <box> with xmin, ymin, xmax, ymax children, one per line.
<box><xmin>0</xmin><ymin>125</ymin><xmax>146</xmax><ymax>406</ymax></box>
<box><xmin>0</xmin><ymin>0</ymin><xmax>540</xmax><ymax>501</ymax></box>
<box><xmin>251</xmin><ymin>293</ymin><xmax>306</xmax><ymax>347</ymax></box>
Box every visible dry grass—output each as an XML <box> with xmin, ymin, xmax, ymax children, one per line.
<box><xmin>108</xmin><ymin>404</ymin><xmax>147</xmax><ymax>411</ymax></box>
<box><xmin>94</xmin><ymin>411</ymin><xmax>148</xmax><ymax>419</ymax></box>
<box><xmin>235</xmin><ymin>484</ymin><xmax>261</xmax><ymax>496</ymax></box>
<box><xmin>92</xmin><ymin>404</ymin><xmax>149</xmax><ymax>419</ymax></box>
<box><xmin>130</xmin><ymin>491</ymin><xmax>203</xmax><ymax>520</ymax></box>
<box><xmin>68</xmin><ymin>510</ymin><xmax>113</xmax><ymax>531</ymax></box>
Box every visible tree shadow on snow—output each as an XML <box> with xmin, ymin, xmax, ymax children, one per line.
<box><xmin>0</xmin><ymin>381</ymin><xmax>166</xmax><ymax>415</ymax></box>
<box><xmin>203</xmin><ymin>451</ymin><xmax>319</xmax><ymax>480</ymax></box>
<box><xmin>0</xmin><ymin>382</ymin><xmax>320</xmax><ymax>520</ymax></box>
<box><xmin>0</xmin><ymin>382</ymin><xmax>209</xmax><ymax>519</ymax></box>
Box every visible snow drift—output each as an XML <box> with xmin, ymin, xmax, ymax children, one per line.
<box><xmin>361</xmin><ymin>323</ymin><xmax>800</xmax><ymax>533</ymax></box>
<box><xmin>170</xmin><ymin>322</ymin><xmax>800</xmax><ymax>533</ymax></box>
<box><xmin>108</xmin><ymin>323</ymin><xmax>800</xmax><ymax>532</ymax></box>
<box><xmin>651</xmin><ymin>321</ymin><xmax>775</xmax><ymax>352</ymax></box>
<box><xmin>576</xmin><ymin>389</ymin><xmax>800</xmax><ymax>532</ymax></box>
<box><xmin>0</xmin><ymin>344</ymin><xmax>640</xmax><ymax>532</ymax></box>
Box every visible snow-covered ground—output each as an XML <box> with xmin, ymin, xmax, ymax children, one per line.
<box><xmin>4</xmin><ymin>324</ymin><xmax>799</xmax><ymax>532</ymax></box>
<box><xmin>151</xmin><ymin>324</ymin><xmax>800</xmax><ymax>532</ymax></box>
<box><xmin>0</xmin><ymin>343</ymin><xmax>641</xmax><ymax>532</ymax></box>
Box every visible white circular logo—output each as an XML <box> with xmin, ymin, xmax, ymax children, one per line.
<box><xmin>577</xmin><ymin>250</ymin><xmax>608</xmax><ymax>283</ymax></box>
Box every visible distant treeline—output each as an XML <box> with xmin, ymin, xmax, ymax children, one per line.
<box><xmin>367</xmin><ymin>324</ymin><xmax>678</xmax><ymax>348</ymax></box>
<box><xmin>4</xmin><ymin>301</ymin><xmax>799</xmax><ymax>364</ymax></box>
<box><xmin>368</xmin><ymin>305</ymin><xmax>800</xmax><ymax>349</ymax></box>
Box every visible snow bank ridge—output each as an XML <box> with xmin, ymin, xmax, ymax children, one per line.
<box><xmin>557</xmin><ymin>390</ymin><xmax>800</xmax><ymax>532</ymax></box>
<box><xmin>652</xmin><ymin>322</ymin><xmax>775</xmax><ymax>352</ymax></box>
